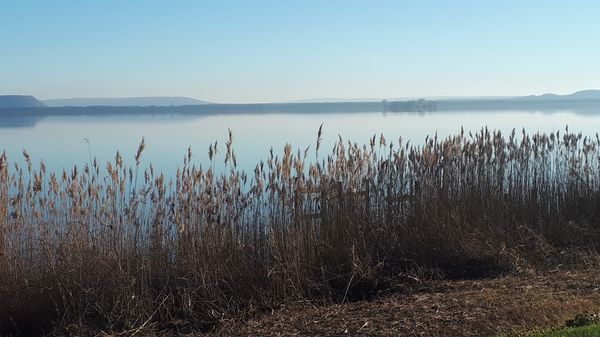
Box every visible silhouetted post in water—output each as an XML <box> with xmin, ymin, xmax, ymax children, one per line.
<box><xmin>294</xmin><ymin>186</ymin><xmax>300</xmax><ymax>231</ymax></box>
<box><xmin>412</xmin><ymin>179</ymin><xmax>421</xmax><ymax>222</ymax></box>
<box><xmin>320</xmin><ymin>180</ymin><xmax>328</xmax><ymax>231</ymax></box>
<box><xmin>336</xmin><ymin>181</ymin><xmax>344</xmax><ymax>242</ymax></box>
<box><xmin>337</xmin><ymin>181</ymin><xmax>343</xmax><ymax>212</ymax></box>
<box><xmin>365</xmin><ymin>178</ymin><xmax>371</xmax><ymax>225</ymax></box>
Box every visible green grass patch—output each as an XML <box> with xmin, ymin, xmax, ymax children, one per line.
<box><xmin>498</xmin><ymin>324</ymin><xmax>600</xmax><ymax>337</ymax></box>
<box><xmin>530</xmin><ymin>324</ymin><xmax>600</xmax><ymax>337</ymax></box>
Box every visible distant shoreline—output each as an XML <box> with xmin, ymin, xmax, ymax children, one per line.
<box><xmin>2</xmin><ymin>98</ymin><xmax>600</xmax><ymax>116</ymax></box>
<box><xmin>0</xmin><ymin>101</ymin><xmax>385</xmax><ymax>115</ymax></box>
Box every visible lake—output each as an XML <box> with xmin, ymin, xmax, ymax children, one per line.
<box><xmin>1</xmin><ymin>108</ymin><xmax>600</xmax><ymax>176</ymax></box>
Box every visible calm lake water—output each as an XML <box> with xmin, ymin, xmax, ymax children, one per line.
<box><xmin>1</xmin><ymin>109</ymin><xmax>600</xmax><ymax>176</ymax></box>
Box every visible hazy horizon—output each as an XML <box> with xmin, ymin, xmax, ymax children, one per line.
<box><xmin>10</xmin><ymin>88</ymin><xmax>600</xmax><ymax>105</ymax></box>
<box><xmin>2</xmin><ymin>1</ymin><xmax>600</xmax><ymax>103</ymax></box>
<box><xmin>32</xmin><ymin>91</ymin><xmax>597</xmax><ymax>105</ymax></box>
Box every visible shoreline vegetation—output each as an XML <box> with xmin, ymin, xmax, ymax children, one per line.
<box><xmin>5</xmin><ymin>89</ymin><xmax>600</xmax><ymax>114</ymax></box>
<box><xmin>2</xmin><ymin>127</ymin><xmax>600</xmax><ymax>335</ymax></box>
<box><xmin>4</xmin><ymin>98</ymin><xmax>600</xmax><ymax>114</ymax></box>
<box><xmin>4</xmin><ymin>99</ymin><xmax>600</xmax><ymax>130</ymax></box>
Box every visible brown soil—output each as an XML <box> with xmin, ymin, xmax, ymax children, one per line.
<box><xmin>209</xmin><ymin>270</ymin><xmax>600</xmax><ymax>337</ymax></box>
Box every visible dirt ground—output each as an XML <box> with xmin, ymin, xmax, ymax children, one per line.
<box><xmin>209</xmin><ymin>270</ymin><xmax>600</xmax><ymax>337</ymax></box>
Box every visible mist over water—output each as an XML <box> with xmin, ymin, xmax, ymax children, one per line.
<box><xmin>1</xmin><ymin>109</ymin><xmax>599</xmax><ymax>176</ymax></box>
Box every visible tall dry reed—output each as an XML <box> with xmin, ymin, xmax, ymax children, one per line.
<box><xmin>1</xmin><ymin>127</ymin><xmax>600</xmax><ymax>335</ymax></box>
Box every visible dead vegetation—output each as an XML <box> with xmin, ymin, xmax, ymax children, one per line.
<box><xmin>2</xmin><ymin>126</ymin><xmax>600</xmax><ymax>335</ymax></box>
<box><xmin>213</xmin><ymin>271</ymin><xmax>600</xmax><ymax>337</ymax></box>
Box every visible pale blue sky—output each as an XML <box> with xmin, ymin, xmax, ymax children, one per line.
<box><xmin>1</xmin><ymin>1</ymin><xmax>599</xmax><ymax>103</ymax></box>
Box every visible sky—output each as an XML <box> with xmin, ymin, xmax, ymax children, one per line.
<box><xmin>1</xmin><ymin>0</ymin><xmax>600</xmax><ymax>103</ymax></box>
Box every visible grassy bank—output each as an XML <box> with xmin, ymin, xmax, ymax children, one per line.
<box><xmin>499</xmin><ymin>324</ymin><xmax>600</xmax><ymax>337</ymax></box>
<box><xmin>2</xmin><ymin>127</ymin><xmax>600</xmax><ymax>335</ymax></box>
<box><xmin>213</xmin><ymin>271</ymin><xmax>600</xmax><ymax>336</ymax></box>
<box><xmin>527</xmin><ymin>325</ymin><xmax>600</xmax><ymax>337</ymax></box>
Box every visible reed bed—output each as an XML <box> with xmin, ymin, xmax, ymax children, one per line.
<box><xmin>2</xmin><ymin>127</ymin><xmax>600</xmax><ymax>335</ymax></box>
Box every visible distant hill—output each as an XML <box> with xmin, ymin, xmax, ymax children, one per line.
<box><xmin>436</xmin><ymin>90</ymin><xmax>600</xmax><ymax>112</ymax></box>
<box><xmin>0</xmin><ymin>95</ymin><xmax>46</xmax><ymax>108</ymax></box>
<box><xmin>42</xmin><ymin>96</ymin><xmax>211</xmax><ymax>107</ymax></box>
<box><xmin>285</xmin><ymin>96</ymin><xmax>518</xmax><ymax>103</ymax></box>
<box><xmin>518</xmin><ymin>90</ymin><xmax>600</xmax><ymax>101</ymax></box>
<box><xmin>289</xmin><ymin>91</ymin><xmax>600</xmax><ymax>104</ymax></box>
<box><xmin>284</xmin><ymin>97</ymin><xmax>385</xmax><ymax>103</ymax></box>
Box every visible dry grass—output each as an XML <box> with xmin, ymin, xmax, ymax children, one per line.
<box><xmin>2</xmin><ymin>127</ymin><xmax>600</xmax><ymax>335</ymax></box>
<box><xmin>213</xmin><ymin>270</ymin><xmax>600</xmax><ymax>337</ymax></box>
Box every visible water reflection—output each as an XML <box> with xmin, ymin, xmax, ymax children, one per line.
<box><xmin>0</xmin><ymin>113</ymin><xmax>46</xmax><ymax>128</ymax></box>
<box><xmin>1</xmin><ymin>108</ymin><xmax>600</xmax><ymax>177</ymax></box>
